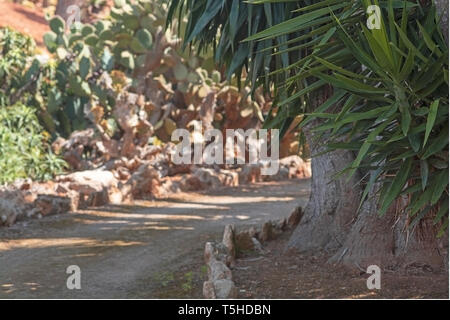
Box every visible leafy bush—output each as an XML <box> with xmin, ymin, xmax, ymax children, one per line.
<box><xmin>0</xmin><ymin>28</ymin><xmax>36</xmax><ymax>107</ymax></box>
<box><xmin>0</xmin><ymin>104</ymin><xmax>66</xmax><ymax>184</ymax></box>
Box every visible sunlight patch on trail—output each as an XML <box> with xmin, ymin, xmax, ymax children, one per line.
<box><xmin>0</xmin><ymin>238</ymin><xmax>143</xmax><ymax>251</ymax></box>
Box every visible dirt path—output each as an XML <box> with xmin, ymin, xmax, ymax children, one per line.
<box><xmin>0</xmin><ymin>179</ymin><xmax>310</xmax><ymax>298</ymax></box>
<box><xmin>0</xmin><ymin>1</ymin><xmax>49</xmax><ymax>49</ymax></box>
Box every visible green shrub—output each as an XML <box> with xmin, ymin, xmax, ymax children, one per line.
<box><xmin>0</xmin><ymin>28</ymin><xmax>36</xmax><ymax>107</ymax></box>
<box><xmin>0</xmin><ymin>104</ymin><xmax>66</xmax><ymax>184</ymax></box>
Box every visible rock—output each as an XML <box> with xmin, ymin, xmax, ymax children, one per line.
<box><xmin>203</xmin><ymin>238</ymin><xmax>238</xmax><ymax>299</ymax></box>
<box><xmin>248</xmin><ymin>226</ymin><xmax>258</xmax><ymax>238</ymax></box>
<box><xmin>80</xmin><ymin>189</ymin><xmax>109</xmax><ymax>208</ymax></box>
<box><xmin>208</xmin><ymin>260</ymin><xmax>232</xmax><ymax>281</ymax></box>
<box><xmin>204</xmin><ymin>241</ymin><xmax>232</xmax><ymax>266</ymax></box>
<box><xmin>193</xmin><ymin>168</ymin><xmax>222</xmax><ymax>188</ymax></box>
<box><xmin>60</xmin><ymin>129</ymin><xmax>96</xmax><ymax>170</ymax></box>
<box><xmin>125</xmin><ymin>157</ymin><xmax>143</xmax><ymax>172</ymax></box>
<box><xmin>95</xmin><ymin>139</ymin><xmax>120</xmax><ymax>160</ymax></box>
<box><xmin>238</xmin><ymin>164</ymin><xmax>262</xmax><ymax>184</ymax></box>
<box><xmin>115</xmin><ymin>167</ymin><xmax>131</xmax><ymax>181</ymax></box>
<box><xmin>222</xmin><ymin>224</ymin><xmax>236</xmax><ymax>260</ymax></box>
<box><xmin>35</xmin><ymin>194</ymin><xmax>75</xmax><ymax>216</ymax></box>
<box><xmin>279</xmin><ymin>155</ymin><xmax>311</xmax><ymax>179</ymax></box>
<box><xmin>264</xmin><ymin>166</ymin><xmax>289</xmax><ymax>181</ymax></box>
<box><xmin>140</xmin><ymin>145</ymin><xmax>163</xmax><ymax>160</ymax></box>
<box><xmin>125</xmin><ymin>163</ymin><xmax>160</xmax><ymax>198</ymax></box>
<box><xmin>275</xmin><ymin>217</ymin><xmax>287</xmax><ymax>231</ymax></box>
<box><xmin>118</xmin><ymin>182</ymin><xmax>133</xmax><ymax>203</ymax></box>
<box><xmin>203</xmin><ymin>281</ymin><xmax>216</xmax><ymax>299</ymax></box>
<box><xmin>204</xmin><ymin>242</ymin><xmax>216</xmax><ymax>265</ymax></box>
<box><xmin>65</xmin><ymin>128</ymin><xmax>95</xmax><ymax>148</ymax></box>
<box><xmin>235</xmin><ymin>230</ymin><xmax>256</xmax><ymax>253</ymax></box>
<box><xmin>51</xmin><ymin>136</ymin><xmax>67</xmax><ymax>155</ymax></box>
<box><xmin>57</xmin><ymin>170</ymin><xmax>118</xmax><ymax>208</ymax></box>
<box><xmin>168</xmin><ymin>163</ymin><xmax>192</xmax><ymax>176</ymax></box>
<box><xmin>107</xmin><ymin>186</ymin><xmax>124</xmax><ymax>205</ymax></box>
<box><xmin>288</xmin><ymin>206</ymin><xmax>303</xmax><ymax>227</ymax></box>
<box><xmin>251</xmin><ymin>237</ymin><xmax>264</xmax><ymax>253</ymax></box>
<box><xmin>260</xmin><ymin>221</ymin><xmax>274</xmax><ymax>242</ymax></box>
<box><xmin>0</xmin><ymin>190</ymin><xmax>26</xmax><ymax>226</ymax></box>
<box><xmin>179</xmin><ymin>168</ymin><xmax>238</xmax><ymax>191</ymax></box>
<box><xmin>151</xmin><ymin>177</ymin><xmax>181</xmax><ymax>198</ymax></box>
<box><xmin>60</xmin><ymin>170</ymin><xmax>117</xmax><ymax>193</ymax></box>
<box><xmin>55</xmin><ymin>183</ymin><xmax>70</xmax><ymax>194</ymax></box>
<box><xmin>262</xmin><ymin>155</ymin><xmax>311</xmax><ymax>181</ymax></box>
<box><xmin>0</xmin><ymin>179</ymin><xmax>83</xmax><ymax>226</ymax></box>
<box><xmin>11</xmin><ymin>178</ymin><xmax>32</xmax><ymax>191</ymax></box>
<box><xmin>218</xmin><ymin>170</ymin><xmax>239</xmax><ymax>187</ymax></box>
<box><xmin>179</xmin><ymin>174</ymin><xmax>203</xmax><ymax>191</ymax></box>
<box><xmin>213</xmin><ymin>279</ymin><xmax>238</xmax><ymax>299</ymax></box>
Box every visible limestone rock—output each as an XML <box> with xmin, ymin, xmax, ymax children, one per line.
<box><xmin>35</xmin><ymin>194</ymin><xmax>75</xmax><ymax>216</ymax></box>
<box><xmin>203</xmin><ymin>281</ymin><xmax>216</xmax><ymax>299</ymax></box>
<box><xmin>238</xmin><ymin>164</ymin><xmax>262</xmax><ymax>184</ymax></box>
<box><xmin>275</xmin><ymin>217</ymin><xmax>287</xmax><ymax>231</ymax></box>
<box><xmin>0</xmin><ymin>190</ymin><xmax>26</xmax><ymax>226</ymax></box>
<box><xmin>204</xmin><ymin>242</ymin><xmax>216</xmax><ymax>265</ymax></box>
<box><xmin>208</xmin><ymin>260</ymin><xmax>232</xmax><ymax>281</ymax></box>
<box><xmin>213</xmin><ymin>279</ymin><xmax>238</xmax><ymax>299</ymax></box>
<box><xmin>193</xmin><ymin>168</ymin><xmax>222</xmax><ymax>189</ymax></box>
<box><xmin>279</xmin><ymin>155</ymin><xmax>311</xmax><ymax>178</ymax></box>
<box><xmin>264</xmin><ymin>166</ymin><xmax>289</xmax><ymax>181</ymax></box>
<box><xmin>222</xmin><ymin>224</ymin><xmax>236</xmax><ymax>260</ymax></box>
<box><xmin>218</xmin><ymin>170</ymin><xmax>239</xmax><ymax>187</ymax></box>
<box><xmin>235</xmin><ymin>230</ymin><xmax>256</xmax><ymax>253</ymax></box>
<box><xmin>260</xmin><ymin>221</ymin><xmax>274</xmax><ymax>242</ymax></box>
<box><xmin>125</xmin><ymin>163</ymin><xmax>160</xmax><ymax>198</ymax></box>
<box><xmin>251</xmin><ymin>237</ymin><xmax>264</xmax><ymax>253</ymax></box>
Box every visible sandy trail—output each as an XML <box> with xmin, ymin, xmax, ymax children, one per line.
<box><xmin>0</xmin><ymin>179</ymin><xmax>310</xmax><ymax>298</ymax></box>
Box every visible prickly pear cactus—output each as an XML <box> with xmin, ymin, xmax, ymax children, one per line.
<box><xmin>5</xmin><ymin>0</ymin><xmax>272</xmax><ymax>148</ymax></box>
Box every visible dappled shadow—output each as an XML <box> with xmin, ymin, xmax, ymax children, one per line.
<box><xmin>14</xmin><ymin>7</ymin><xmax>47</xmax><ymax>25</ymax></box>
<box><xmin>0</xmin><ymin>179</ymin><xmax>311</xmax><ymax>298</ymax></box>
<box><xmin>0</xmin><ymin>179</ymin><xmax>310</xmax><ymax>255</ymax></box>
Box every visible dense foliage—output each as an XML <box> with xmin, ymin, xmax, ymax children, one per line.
<box><xmin>0</xmin><ymin>28</ymin><xmax>66</xmax><ymax>184</ymax></box>
<box><xmin>0</xmin><ymin>28</ymin><xmax>36</xmax><ymax>107</ymax></box>
<box><xmin>168</xmin><ymin>0</ymin><xmax>449</xmax><ymax>234</ymax></box>
<box><xmin>0</xmin><ymin>0</ymin><xmax>273</xmax><ymax>183</ymax></box>
<box><xmin>0</xmin><ymin>103</ymin><xmax>66</xmax><ymax>184</ymax></box>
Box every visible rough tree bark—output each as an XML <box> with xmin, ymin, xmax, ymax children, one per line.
<box><xmin>287</xmin><ymin>1</ymin><xmax>448</xmax><ymax>271</ymax></box>
<box><xmin>289</xmin><ymin>121</ymin><xmax>448</xmax><ymax>271</ymax></box>
<box><xmin>434</xmin><ymin>0</ymin><xmax>448</xmax><ymax>43</ymax></box>
<box><xmin>287</xmin><ymin>122</ymin><xmax>361</xmax><ymax>253</ymax></box>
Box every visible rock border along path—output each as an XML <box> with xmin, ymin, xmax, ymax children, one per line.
<box><xmin>0</xmin><ymin>179</ymin><xmax>310</xmax><ymax>298</ymax></box>
<box><xmin>202</xmin><ymin>207</ymin><xmax>303</xmax><ymax>298</ymax></box>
